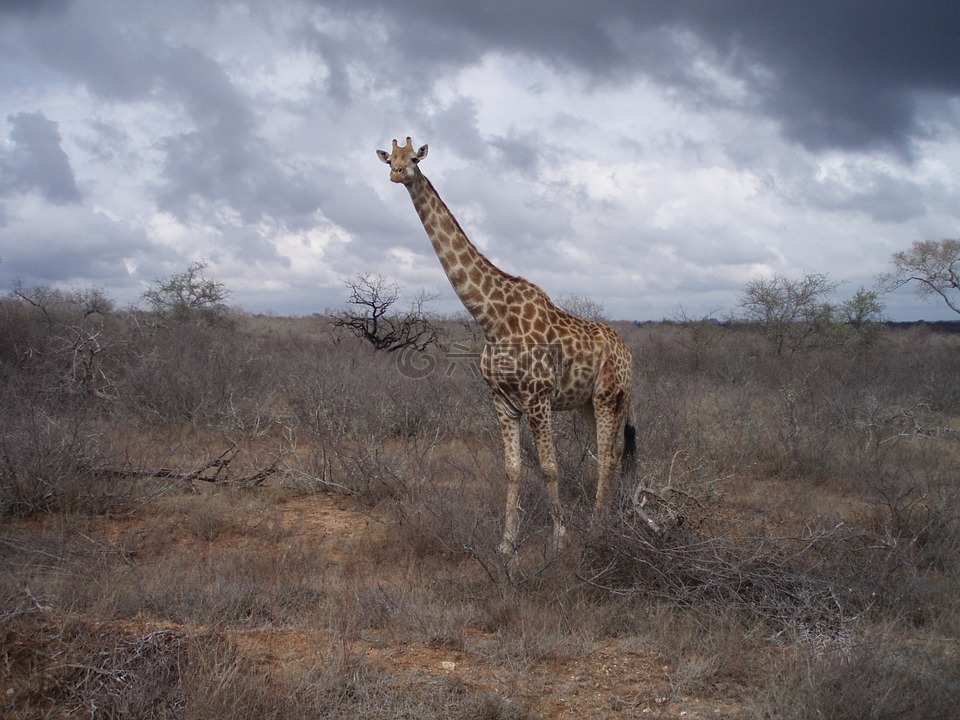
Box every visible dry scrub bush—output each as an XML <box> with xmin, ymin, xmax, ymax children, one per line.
<box><xmin>0</xmin><ymin>286</ymin><xmax>124</xmax><ymax>399</ymax></box>
<box><xmin>188</xmin><ymin>638</ymin><xmax>534</xmax><ymax>720</ymax></box>
<box><xmin>633</xmin><ymin>604</ymin><xmax>758</xmax><ymax>700</ymax></box>
<box><xmin>750</xmin><ymin>627</ymin><xmax>960</xmax><ymax>720</ymax></box>
<box><xmin>0</xmin><ymin>293</ymin><xmax>273</xmax><ymax>515</ymax></box>
<box><xmin>103</xmin><ymin>498</ymin><xmax>331</xmax><ymax>627</ymax></box>
<box><xmin>0</xmin><ymin>293</ymin><xmax>136</xmax><ymax>516</ymax></box>
<box><xmin>0</xmin><ymin>492</ymin><xmax>327</xmax><ymax>629</ymax></box>
<box><xmin>286</xmin><ymin>330</ymin><xmax>494</xmax><ymax>441</ymax></box>
<box><xmin>284</xmin><ymin>331</ymin><xmax>497</xmax><ymax>500</ymax></box>
<box><xmin>579</xmin><ymin>507</ymin><xmax>853</xmax><ymax>638</ymax></box>
<box><xmin>0</xmin><ymin>383</ymin><xmax>136</xmax><ymax>517</ymax></box>
<box><xmin>118</xmin><ymin>318</ymin><xmax>286</xmax><ymax>431</ymax></box>
<box><xmin>633</xmin><ymin>323</ymin><xmax>958</xmax><ymax>484</ymax></box>
<box><xmin>1</xmin><ymin>612</ymin><xmax>187</xmax><ymax>719</ymax></box>
<box><xmin>111</xmin><ymin>541</ymin><xmax>329</xmax><ymax>627</ymax></box>
<box><xmin>564</xmin><ymin>323</ymin><xmax>960</xmax><ymax>641</ymax></box>
<box><xmin>1</xmin><ymin>612</ymin><xmax>532</xmax><ymax>720</ymax></box>
<box><xmin>0</xmin><ymin>515</ymin><xmax>135</xmax><ymax>627</ymax></box>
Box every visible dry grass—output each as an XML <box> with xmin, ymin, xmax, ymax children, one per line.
<box><xmin>748</xmin><ymin>626</ymin><xmax>960</xmax><ymax>720</ymax></box>
<box><xmin>2</xmin><ymin>610</ymin><xmax>535</xmax><ymax>720</ymax></box>
<box><xmin>2</xmin><ymin>296</ymin><xmax>959</xmax><ymax>717</ymax></box>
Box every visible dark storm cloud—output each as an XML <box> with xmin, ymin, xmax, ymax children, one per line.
<box><xmin>155</xmin><ymin>123</ymin><xmax>324</xmax><ymax>261</ymax></box>
<box><xmin>3</xmin><ymin>2</ymin><xmax>378</xmax><ymax>264</ymax></box>
<box><xmin>0</xmin><ymin>111</ymin><xmax>81</xmax><ymax>204</ymax></box>
<box><xmin>298</xmin><ymin>24</ymin><xmax>356</xmax><ymax>105</ymax></box>
<box><xmin>489</xmin><ymin>130</ymin><xmax>544</xmax><ymax>177</ymax></box>
<box><xmin>152</xmin><ymin>46</ymin><xmax>277</xmax><ymax>224</ymax></box>
<box><xmin>0</xmin><ymin>205</ymin><xmax>153</xmax><ymax>286</ymax></box>
<box><xmin>80</xmin><ymin>119</ymin><xmax>130</xmax><ymax>164</ymax></box>
<box><xmin>7</xmin><ymin>4</ymin><xmax>309</xmax><ymax>237</ymax></box>
<box><xmin>668</xmin><ymin>2</ymin><xmax>960</xmax><ymax>154</ymax></box>
<box><xmin>326</xmin><ymin>0</ymin><xmax>960</xmax><ymax>155</ymax></box>
<box><xmin>0</xmin><ymin>0</ymin><xmax>68</xmax><ymax>17</ymax></box>
<box><xmin>800</xmin><ymin>170</ymin><xmax>928</xmax><ymax>224</ymax></box>
<box><xmin>159</xmin><ymin>45</ymin><xmax>254</xmax><ymax>136</ymax></box>
<box><xmin>21</xmin><ymin>6</ymin><xmax>165</xmax><ymax>101</ymax></box>
<box><xmin>141</xmin><ymin>44</ymin><xmax>326</xmax><ymax>253</ymax></box>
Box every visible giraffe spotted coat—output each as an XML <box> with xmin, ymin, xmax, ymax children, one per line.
<box><xmin>378</xmin><ymin>138</ymin><xmax>636</xmax><ymax>559</ymax></box>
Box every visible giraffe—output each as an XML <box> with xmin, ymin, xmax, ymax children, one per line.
<box><xmin>377</xmin><ymin>137</ymin><xmax>636</xmax><ymax>558</ymax></box>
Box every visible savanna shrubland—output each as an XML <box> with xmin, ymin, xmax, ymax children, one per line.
<box><xmin>2</xmin><ymin>285</ymin><xmax>958</xmax><ymax>719</ymax></box>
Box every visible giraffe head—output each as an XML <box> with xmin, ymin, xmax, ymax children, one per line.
<box><xmin>377</xmin><ymin>137</ymin><xmax>428</xmax><ymax>185</ymax></box>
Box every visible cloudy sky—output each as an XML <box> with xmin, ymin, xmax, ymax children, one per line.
<box><xmin>1</xmin><ymin>1</ymin><xmax>958</xmax><ymax>321</ymax></box>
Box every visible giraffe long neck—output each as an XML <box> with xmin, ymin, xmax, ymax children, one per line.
<box><xmin>406</xmin><ymin>172</ymin><xmax>510</xmax><ymax>337</ymax></box>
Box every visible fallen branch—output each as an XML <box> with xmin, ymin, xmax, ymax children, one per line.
<box><xmin>96</xmin><ymin>445</ymin><xmax>282</xmax><ymax>488</ymax></box>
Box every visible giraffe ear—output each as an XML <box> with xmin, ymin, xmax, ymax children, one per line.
<box><xmin>376</xmin><ymin>149</ymin><xmax>390</xmax><ymax>164</ymax></box>
<box><xmin>414</xmin><ymin>144</ymin><xmax>428</xmax><ymax>163</ymax></box>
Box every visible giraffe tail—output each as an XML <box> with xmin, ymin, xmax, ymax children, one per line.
<box><xmin>621</xmin><ymin>418</ymin><xmax>637</xmax><ymax>481</ymax></box>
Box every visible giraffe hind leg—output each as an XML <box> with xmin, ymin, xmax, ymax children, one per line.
<box><xmin>592</xmin><ymin>404</ymin><xmax>627</xmax><ymax>523</ymax></box>
<box><xmin>494</xmin><ymin>396</ymin><xmax>523</xmax><ymax>559</ymax></box>
<box><xmin>591</xmin><ymin>358</ymin><xmax>630</xmax><ymax>524</ymax></box>
<box><xmin>526</xmin><ymin>401</ymin><xmax>567</xmax><ymax>551</ymax></box>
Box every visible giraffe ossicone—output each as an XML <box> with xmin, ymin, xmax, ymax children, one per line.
<box><xmin>378</xmin><ymin>137</ymin><xmax>636</xmax><ymax>562</ymax></box>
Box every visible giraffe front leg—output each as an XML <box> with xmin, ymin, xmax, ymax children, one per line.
<box><xmin>500</xmin><ymin>463</ymin><xmax>521</xmax><ymax>558</ymax></box>
<box><xmin>527</xmin><ymin>403</ymin><xmax>567</xmax><ymax>552</ymax></box>
<box><xmin>494</xmin><ymin>397</ymin><xmax>523</xmax><ymax>560</ymax></box>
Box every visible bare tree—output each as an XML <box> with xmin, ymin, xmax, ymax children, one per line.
<box><xmin>331</xmin><ymin>273</ymin><xmax>439</xmax><ymax>352</ymax></box>
<box><xmin>141</xmin><ymin>260</ymin><xmax>230</xmax><ymax>322</ymax></box>
<box><xmin>737</xmin><ymin>272</ymin><xmax>839</xmax><ymax>354</ymax></box>
<box><xmin>556</xmin><ymin>294</ymin><xmax>607</xmax><ymax>322</ymax></box>
<box><xmin>878</xmin><ymin>238</ymin><xmax>960</xmax><ymax>316</ymax></box>
<box><xmin>9</xmin><ymin>282</ymin><xmax>118</xmax><ymax>398</ymax></box>
<box><xmin>11</xmin><ymin>282</ymin><xmax>111</xmax><ymax>325</ymax></box>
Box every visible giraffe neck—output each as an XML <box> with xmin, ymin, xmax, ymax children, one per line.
<box><xmin>406</xmin><ymin>171</ymin><xmax>514</xmax><ymax>338</ymax></box>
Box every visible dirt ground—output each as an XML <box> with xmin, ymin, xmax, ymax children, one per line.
<box><xmin>265</xmin><ymin>495</ymin><xmax>745</xmax><ymax>718</ymax></box>
<box><xmin>3</xmin><ymin>490</ymin><xmax>750</xmax><ymax>718</ymax></box>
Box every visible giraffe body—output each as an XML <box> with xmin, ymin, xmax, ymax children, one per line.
<box><xmin>378</xmin><ymin>138</ymin><xmax>636</xmax><ymax>557</ymax></box>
